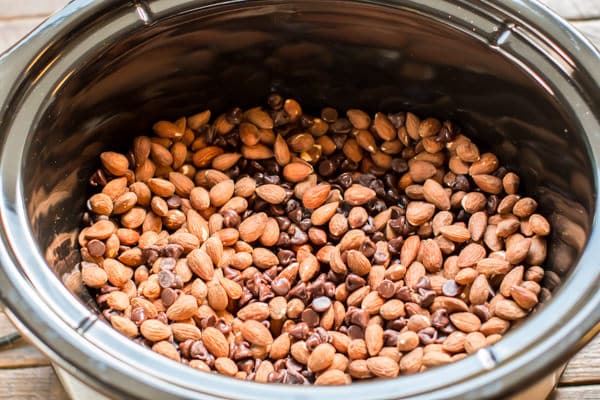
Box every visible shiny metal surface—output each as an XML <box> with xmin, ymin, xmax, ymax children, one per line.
<box><xmin>0</xmin><ymin>0</ymin><xmax>599</xmax><ymax>399</ymax></box>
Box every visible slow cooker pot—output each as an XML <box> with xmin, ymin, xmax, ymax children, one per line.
<box><xmin>0</xmin><ymin>0</ymin><xmax>599</xmax><ymax>399</ymax></box>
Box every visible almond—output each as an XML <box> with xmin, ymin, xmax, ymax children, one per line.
<box><xmin>299</xmin><ymin>251</ymin><xmax>320</xmax><ymax>281</ymax></box>
<box><xmin>423</xmin><ymin>351</ymin><xmax>452</xmax><ymax>367</ymax></box>
<box><xmin>187</xmin><ymin>249</ymin><xmax>214</xmax><ymax>281</ymax></box>
<box><xmin>476</xmin><ymin>258</ymin><xmax>511</xmax><ymax>276</ymax></box>
<box><xmin>283</xmin><ymin>161</ymin><xmax>314</xmax><ymax>182</ymax></box>
<box><xmin>308</xmin><ymin>343</ymin><xmax>336</xmax><ymax>372</ymax></box>
<box><xmin>468</xmin><ymin>211</ymin><xmax>487</xmax><ymax>241</ymax></box>
<box><xmin>303</xmin><ymin>184</ymin><xmax>331</xmax><ymax>209</ymax></box>
<box><xmin>503</xmin><ymin>172</ymin><xmax>520</xmax><ymax>194</ymax></box>
<box><xmin>529</xmin><ymin>214</ymin><xmax>550</xmax><ymax>236</ymax></box>
<box><xmin>245</xmin><ymin>107</ymin><xmax>273</xmax><ymax>129</ymax></box>
<box><xmin>457</xmin><ymin>243</ymin><xmax>486</xmax><ymax>268</ymax></box>
<box><xmin>193</xmin><ymin>146</ymin><xmax>224</xmax><ymax>167</ymax></box>
<box><xmin>100</xmin><ymin>151</ymin><xmax>129</xmax><ymax>176</ymax></box>
<box><xmin>255</xmin><ymin>184</ymin><xmax>287</xmax><ymax>204</ymax></box>
<box><xmin>85</xmin><ymin>220</ymin><xmax>116</xmax><ymax>240</ymax></box>
<box><xmin>439</xmin><ymin>224</ymin><xmax>470</xmax><ymax>243</ymax></box>
<box><xmin>234</xmin><ymin>176</ymin><xmax>257</xmax><ymax>197</ymax></box>
<box><xmin>168</xmin><ymin>232</ymin><xmax>200</xmax><ymax>253</ymax></box>
<box><xmin>219</xmin><ymin>277</ymin><xmax>243</xmax><ymax>300</ymax></box>
<box><xmin>366</xmin><ymin>356</ymin><xmax>399</xmax><ymax>377</ymax></box>
<box><xmin>513</xmin><ymin>197</ymin><xmax>538</xmax><ymax>218</ymax></box>
<box><xmin>442</xmin><ymin>331</ymin><xmax>466</xmax><ymax>353</ymax></box>
<box><xmin>147</xmin><ymin>178</ymin><xmax>175</xmax><ymax>197</ymax></box>
<box><xmin>202</xmin><ymin>327</ymin><xmax>229</xmax><ymax>358</ymax></box>
<box><xmin>346</xmin><ymin>109</ymin><xmax>371</xmax><ymax>129</ymax></box>
<box><xmin>102</xmin><ymin>177</ymin><xmax>128</xmax><ymax>200</ymax></box>
<box><xmin>103</xmin><ymin>258</ymin><xmax>133</xmax><ymax>287</ymax></box>
<box><xmin>472</xmin><ymin>174</ymin><xmax>502</xmax><ymax>194</ymax></box>
<box><xmin>171</xmin><ymin>323</ymin><xmax>202</xmax><ymax>341</ymax></box>
<box><xmin>315</xmin><ymin>370</ymin><xmax>351</xmax><ymax>385</ymax></box>
<box><xmin>380</xmin><ymin>299</ymin><xmax>405</xmax><ymax>320</ymax></box>
<box><xmin>408</xmin><ymin>160</ymin><xmax>436</xmax><ymax>182</ymax></box>
<box><xmin>361</xmin><ymin>291</ymin><xmax>385</xmax><ymax>315</ymax></box>
<box><xmin>140</xmin><ymin>319</ymin><xmax>171</xmax><ymax>342</ymax></box>
<box><xmin>469</xmin><ymin>274</ymin><xmax>489</xmax><ymax>305</ymax></box>
<box><xmin>431</xmin><ymin>296</ymin><xmax>469</xmax><ymax>313</ymax></box>
<box><xmin>207</xmin><ymin>280</ymin><xmax>229</xmax><ymax>311</ymax></box>
<box><xmin>274</xmin><ymin>134</ymin><xmax>291</xmax><ymax>166</ymax></box>
<box><xmin>347</xmin><ymin>250</ymin><xmax>372</xmax><ymax>276</ymax></box>
<box><xmin>209</xmin><ymin>179</ymin><xmax>235</xmax><ymax>207</ymax></box>
<box><xmin>311</xmin><ymin>201</ymin><xmax>339</xmax><ymax>226</ymax></box>
<box><xmin>167</xmin><ymin>172</ymin><xmax>194</xmax><ymax>197</ymax></box>
<box><xmin>269</xmin><ymin>333</ymin><xmax>291</xmax><ymax>360</ymax></box>
<box><xmin>469</xmin><ymin>153</ymin><xmax>499</xmax><ymax>175</ymax></box>
<box><xmin>510</xmin><ymin>285</ymin><xmax>538</xmax><ymax>309</ymax></box>
<box><xmin>373</xmin><ymin>112</ymin><xmax>396</xmax><ymax>140</ymax></box>
<box><xmin>89</xmin><ymin>193</ymin><xmax>114</xmax><ymax>215</ymax></box>
<box><xmin>253</xmin><ymin>247</ymin><xmax>279</xmax><ymax>269</ymax></box>
<box><xmin>153</xmin><ymin>120</ymin><xmax>184</xmax><ymax>139</ymax></box>
<box><xmin>166</xmin><ymin>294</ymin><xmax>198</xmax><ymax>321</ymax></box>
<box><xmin>406</xmin><ymin>201</ymin><xmax>435</xmax><ymax>226</ymax></box>
<box><xmin>494</xmin><ymin>299</ymin><xmax>527</xmax><ymax>320</ymax></box>
<box><xmin>506</xmin><ymin>235</ymin><xmax>531</xmax><ymax>264</ymax></box>
<box><xmin>240</xmin><ymin>320</ymin><xmax>273</xmax><ymax>346</ymax></box>
<box><xmin>81</xmin><ymin>264</ymin><xmax>108</xmax><ymax>288</ymax></box>
<box><xmin>241</xmin><ymin>144</ymin><xmax>274</xmax><ymax>160</ymax></box>
<box><xmin>344</xmin><ymin>184</ymin><xmax>376</xmax><ymax>206</ymax></box>
<box><xmin>365</xmin><ymin>324</ymin><xmax>384</xmax><ymax>356</ymax></box>
<box><xmin>449</xmin><ymin>312</ymin><xmax>481</xmax><ymax>333</ymax></box>
<box><xmin>111</xmin><ymin>315</ymin><xmax>139</xmax><ymax>338</ymax></box>
<box><xmin>238</xmin><ymin>302</ymin><xmax>270</xmax><ymax>321</ymax></box>
<box><xmin>419</xmin><ymin>239</ymin><xmax>442</xmax><ymax>272</ymax></box>
<box><xmin>423</xmin><ymin>179</ymin><xmax>450</xmax><ymax>210</ymax></box>
<box><xmin>238</xmin><ymin>212</ymin><xmax>268</xmax><ymax>242</ymax></box>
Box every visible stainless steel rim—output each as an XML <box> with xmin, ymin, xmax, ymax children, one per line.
<box><xmin>0</xmin><ymin>1</ymin><xmax>599</xmax><ymax>399</ymax></box>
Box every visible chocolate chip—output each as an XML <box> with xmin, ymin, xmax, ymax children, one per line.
<box><xmin>377</xmin><ymin>280</ymin><xmax>396</xmax><ymax>299</ymax></box>
<box><xmin>442</xmin><ymin>279</ymin><xmax>460</xmax><ymax>297</ymax></box>
<box><xmin>311</xmin><ymin>296</ymin><xmax>332</xmax><ymax>312</ymax></box>
<box><xmin>87</xmin><ymin>239</ymin><xmax>106</xmax><ymax>257</ymax></box>
<box><xmin>271</xmin><ymin>277</ymin><xmax>291</xmax><ymax>296</ymax></box>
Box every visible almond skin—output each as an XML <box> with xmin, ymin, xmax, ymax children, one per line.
<box><xmin>311</xmin><ymin>202</ymin><xmax>339</xmax><ymax>226</ymax></box>
<box><xmin>303</xmin><ymin>184</ymin><xmax>331</xmax><ymax>209</ymax></box>
<box><xmin>202</xmin><ymin>327</ymin><xmax>230</xmax><ymax>358</ymax></box>
<box><xmin>255</xmin><ymin>184</ymin><xmax>287</xmax><ymax>204</ymax></box>
<box><xmin>100</xmin><ymin>151</ymin><xmax>129</xmax><ymax>176</ymax></box>
<box><xmin>283</xmin><ymin>162</ymin><xmax>313</xmax><ymax>182</ymax></box>
<box><xmin>238</xmin><ymin>212</ymin><xmax>268</xmax><ymax>242</ymax></box>
<box><xmin>187</xmin><ymin>249</ymin><xmax>214</xmax><ymax>281</ymax></box>
<box><xmin>240</xmin><ymin>320</ymin><xmax>273</xmax><ymax>347</ymax></box>
<box><xmin>406</xmin><ymin>201</ymin><xmax>436</xmax><ymax>226</ymax></box>
<box><xmin>307</xmin><ymin>343</ymin><xmax>336</xmax><ymax>372</ymax></box>
<box><xmin>423</xmin><ymin>179</ymin><xmax>450</xmax><ymax>210</ymax></box>
<box><xmin>367</xmin><ymin>356</ymin><xmax>399</xmax><ymax>377</ymax></box>
<box><xmin>344</xmin><ymin>184</ymin><xmax>376</xmax><ymax>206</ymax></box>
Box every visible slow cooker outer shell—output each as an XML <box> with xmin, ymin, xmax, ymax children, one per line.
<box><xmin>0</xmin><ymin>0</ymin><xmax>599</xmax><ymax>399</ymax></box>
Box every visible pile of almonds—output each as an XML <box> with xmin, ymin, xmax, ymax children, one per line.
<box><xmin>79</xmin><ymin>94</ymin><xmax>550</xmax><ymax>385</ymax></box>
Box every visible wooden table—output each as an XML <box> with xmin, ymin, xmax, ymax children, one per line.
<box><xmin>0</xmin><ymin>0</ymin><xmax>598</xmax><ymax>399</ymax></box>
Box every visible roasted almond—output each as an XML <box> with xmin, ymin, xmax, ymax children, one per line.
<box><xmin>255</xmin><ymin>184</ymin><xmax>287</xmax><ymax>204</ymax></box>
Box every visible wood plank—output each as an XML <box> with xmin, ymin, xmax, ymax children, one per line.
<box><xmin>0</xmin><ymin>366</ymin><xmax>68</xmax><ymax>400</ymax></box>
<box><xmin>542</xmin><ymin>0</ymin><xmax>600</xmax><ymax>20</ymax></box>
<box><xmin>0</xmin><ymin>339</ymin><xmax>50</xmax><ymax>369</ymax></box>
<box><xmin>0</xmin><ymin>17</ymin><xmax>44</xmax><ymax>54</ymax></box>
<box><xmin>551</xmin><ymin>385</ymin><xmax>600</xmax><ymax>400</ymax></box>
<box><xmin>0</xmin><ymin>0</ymin><xmax>69</xmax><ymax>20</ymax></box>
<box><xmin>560</xmin><ymin>335</ymin><xmax>600</xmax><ymax>385</ymax></box>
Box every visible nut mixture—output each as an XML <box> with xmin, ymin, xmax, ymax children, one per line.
<box><xmin>79</xmin><ymin>94</ymin><xmax>550</xmax><ymax>385</ymax></box>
